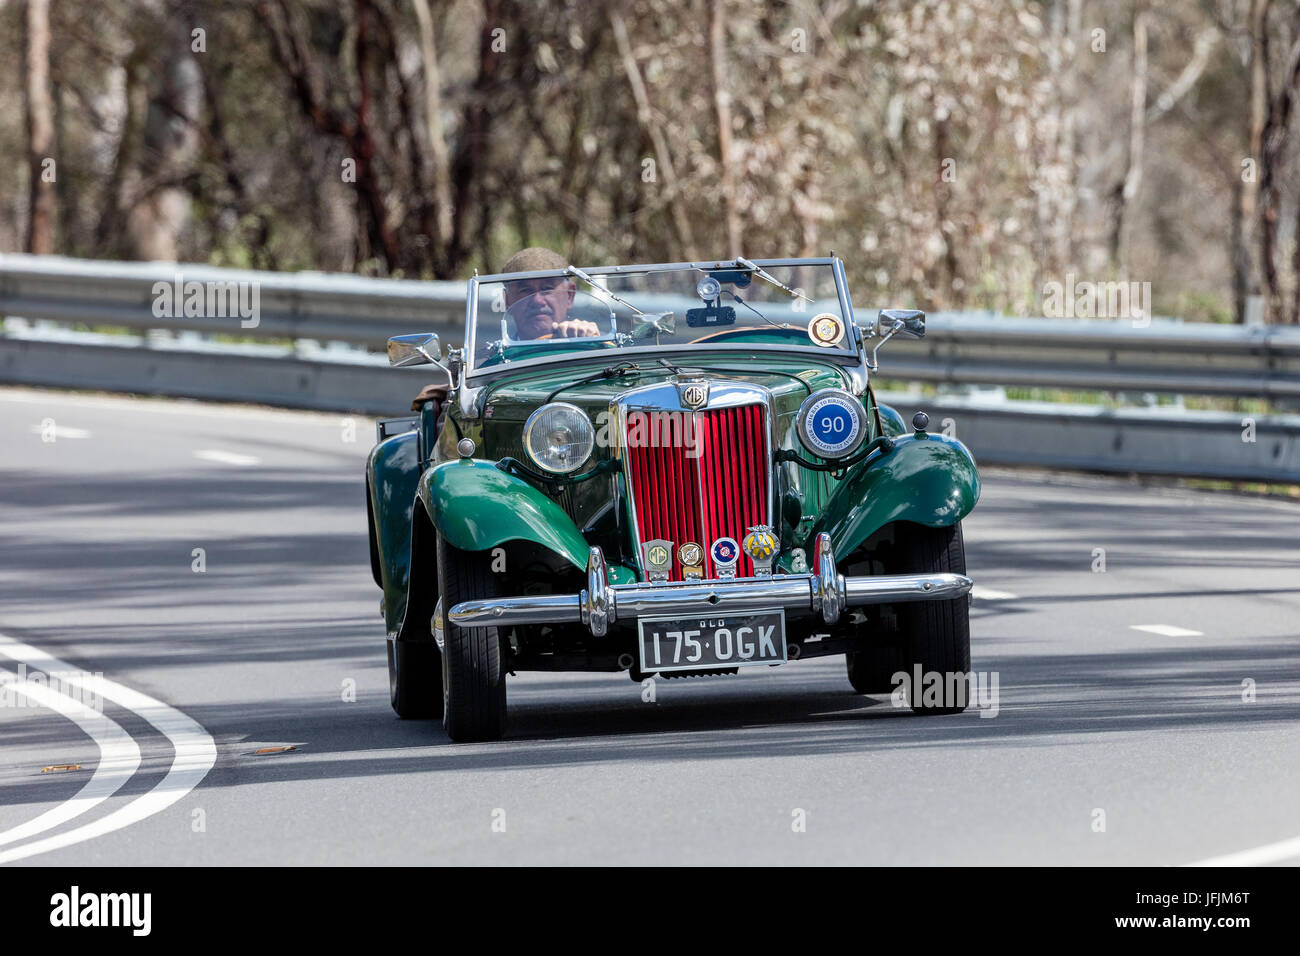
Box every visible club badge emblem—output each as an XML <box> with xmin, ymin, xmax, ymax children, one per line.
<box><xmin>677</xmin><ymin>542</ymin><xmax>704</xmax><ymax>581</ymax></box>
<box><xmin>710</xmin><ymin>537</ymin><xmax>740</xmax><ymax>580</ymax></box>
<box><xmin>742</xmin><ymin>525</ymin><xmax>779</xmax><ymax>577</ymax></box>
<box><xmin>807</xmin><ymin>312</ymin><xmax>845</xmax><ymax>347</ymax></box>
<box><xmin>643</xmin><ymin>539</ymin><xmax>673</xmax><ymax>584</ymax></box>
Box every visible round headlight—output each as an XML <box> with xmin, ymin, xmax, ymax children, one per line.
<box><xmin>796</xmin><ymin>389</ymin><xmax>867</xmax><ymax>459</ymax></box>
<box><xmin>523</xmin><ymin>402</ymin><xmax>595</xmax><ymax>475</ymax></box>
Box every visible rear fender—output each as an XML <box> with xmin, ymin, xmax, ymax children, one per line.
<box><xmin>367</xmin><ymin>430</ymin><xmax>422</xmax><ymax>635</ymax></box>
<box><xmin>875</xmin><ymin>400</ymin><xmax>907</xmax><ymax>437</ymax></box>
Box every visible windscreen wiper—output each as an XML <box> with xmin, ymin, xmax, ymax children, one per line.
<box><xmin>565</xmin><ymin>265</ymin><xmax>644</xmax><ymax>316</ymax></box>
<box><xmin>736</xmin><ymin>257</ymin><xmax>814</xmax><ymax>302</ymax></box>
<box><xmin>723</xmin><ymin>291</ymin><xmax>799</xmax><ymax>330</ymax></box>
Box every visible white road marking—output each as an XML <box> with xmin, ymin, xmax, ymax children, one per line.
<box><xmin>0</xmin><ymin>635</ymin><xmax>216</xmax><ymax>864</ymax></box>
<box><xmin>28</xmin><ymin>424</ymin><xmax>91</xmax><ymax>439</ymax></box>
<box><xmin>1185</xmin><ymin>836</ymin><xmax>1300</xmax><ymax>867</ymax></box>
<box><xmin>971</xmin><ymin>587</ymin><xmax>1018</xmax><ymax>600</ymax></box>
<box><xmin>1130</xmin><ymin>624</ymin><xmax>1204</xmax><ymax>637</ymax></box>
<box><xmin>194</xmin><ymin>449</ymin><xmax>260</xmax><ymax>466</ymax></box>
<box><xmin>0</xmin><ymin>667</ymin><xmax>141</xmax><ymax>848</ymax></box>
<box><xmin>1</xmin><ymin>387</ymin><xmax>362</xmax><ymax>425</ymax></box>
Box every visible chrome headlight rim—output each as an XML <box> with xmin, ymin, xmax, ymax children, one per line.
<box><xmin>796</xmin><ymin>388</ymin><xmax>867</xmax><ymax>460</ymax></box>
<box><xmin>522</xmin><ymin>401</ymin><xmax>595</xmax><ymax>475</ymax></box>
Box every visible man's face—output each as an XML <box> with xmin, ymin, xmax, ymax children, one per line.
<box><xmin>504</xmin><ymin>276</ymin><xmax>575</xmax><ymax>339</ymax></box>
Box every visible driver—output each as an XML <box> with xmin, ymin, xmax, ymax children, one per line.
<box><xmin>410</xmin><ymin>246</ymin><xmax>599</xmax><ymax>415</ymax></box>
<box><xmin>500</xmin><ymin>246</ymin><xmax>601</xmax><ymax>339</ymax></box>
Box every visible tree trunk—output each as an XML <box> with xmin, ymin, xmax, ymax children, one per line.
<box><xmin>24</xmin><ymin>0</ymin><xmax>55</xmax><ymax>254</ymax></box>
<box><xmin>446</xmin><ymin>1</ymin><xmax>500</xmax><ymax>273</ymax></box>
<box><xmin>127</xmin><ymin>15</ymin><xmax>202</xmax><ymax>261</ymax></box>
<box><xmin>609</xmin><ymin>9</ymin><xmax>697</xmax><ymax>260</ymax></box>
<box><xmin>1256</xmin><ymin>2</ymin><xmax>1300</xmax><ymax>324</ymax></box>
<box><xmin>1056</xmin><ymin>0</ymin><xmax>1082</xmax><ymax>273</ymax></box>
<box><xmin>1236</xmin><ymin>0</ymin><xmax>1271</xmax><ymax>322</ymax></box>
<box><xmin>709</xmin><ymin>0</ymin><xmax>740</xmax><ymax>257</ymax></box>
<box><xmin>1232</xmin><ymin>174</ymin><xmax>1247</xmax><ymax>323</ymax></box>
<box><xmin>934</xmin><ymin>110</ymin><xmax>961</xmax><ymax>306</ymax></box>
<box><xmin>412</xmin><ymin>0</ymin><xmax>454</xmax><ymax>270</ymax></box>
<box><xmin>1110</xmin><ymin>7</ymin><xmax>1147</xmax><ymax>274</ymax></box>
<box><xmin>1292</xmin><ymin>196</ymin><xmax>1300</xmax><ymax>324</ymax></box>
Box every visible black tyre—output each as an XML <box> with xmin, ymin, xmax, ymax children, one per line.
<box><xmin>387</xmin><ymin>639</ymin><xmax>443</xmax><ymax>719</ymax></box>
<box><xmin>895</xmin><ymin>522</ymin><xmax>971</xmax><ymax>714</ymax></box>
<box><xmin>437</xmin><ymin>534</ymin><xmax>507</xmax><ymax>742</ymax></box>
<box><xmin>846</xmin><ymin>639</ymin><xmax>905</xmax><ymax>694</ymax></box>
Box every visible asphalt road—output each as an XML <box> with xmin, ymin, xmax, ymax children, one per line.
<box><xmin>1</xmin><ymin>385</ymin><xmax>1298</xmax><ymax>866</ymax></box>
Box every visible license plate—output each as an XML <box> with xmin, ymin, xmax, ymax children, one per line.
<box><xmin>637</xmin><ymin>610</ymin><xmax>787</xmax><ymax>673</ymax></box>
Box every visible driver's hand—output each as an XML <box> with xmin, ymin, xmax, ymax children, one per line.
<box><xmin>554</xmin><ymin>319</ymin><xmax>601</xmax><ymax>338</ymax></box>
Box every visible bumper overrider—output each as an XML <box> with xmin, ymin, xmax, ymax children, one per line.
<box><xmin>447</xmin><ymin>532</ymin><xmax>972</xmax><ymax>637</ymax></box>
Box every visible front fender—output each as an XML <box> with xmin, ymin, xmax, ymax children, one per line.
<box><xmin>420</xmin><ymin>458</ymin><xmax>590</xmax><ymax>572</ymax></box>
<box><xmin>813</xmin><ymin>433</ymin><xmax>980</xmax><ymax>558</ymax></box>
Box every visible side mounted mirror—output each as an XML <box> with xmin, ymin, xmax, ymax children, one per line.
<box><xmin>387</xmin><ymin>333</ymin><xmax>443</xmax><ymax>367</ymax></box>
<box><xmin>875</xmin><ymin>309</ymin><xmax>925</xmax><ymax>339</ymax></box>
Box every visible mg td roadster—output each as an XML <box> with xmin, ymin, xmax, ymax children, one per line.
<box><xmin>366</xmin><ymin>256</ymin><xmax>979</xmax><ymax>741</ymax></box>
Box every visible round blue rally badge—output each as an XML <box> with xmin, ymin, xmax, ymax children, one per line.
<box><xmin>812</xmin><ymin>404</ymin><xmax>853</xmax><ymax>444</ymax></box>
<box><xmin>797</xmin><ymin>389</ymin><xmax>866</xmax><ymax>459</ymax></box>
<box><xmin>711</xmin><ymin>537</ymin><xmax>739</xmax><ymax>565</ymax></box>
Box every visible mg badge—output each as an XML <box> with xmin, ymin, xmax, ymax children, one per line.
<box><xmin>679</xmin><ymin>381</ymin><xmax>709</xmax><ymax>410</ymax></box>
<box><xmin>742</xmin><ymin>525</ymin><xmax>779</xmax><ymax>577</ymax></box>
<box><xmin>710</xmin><ymin>537</ymin><xmax>740</xmax><ymax>580</ymax></box>
<box><xmin>678</xmin><ymin>542</ymin><xmax>704</xmax><ymax>581</ymax></box>
<box><xmin>643</xmin><ymin>539</ymin><xmax>673</xmax><ymax>584</ymax></box>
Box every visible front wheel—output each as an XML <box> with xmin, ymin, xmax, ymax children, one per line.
<box><xmin>894</xmin><ymin>522</ymin><xmax>971</xmax><ymax>715</ymax></box>
<box><xmin>436</xmin><ymin>534</ymin><xmax>507</xmax><ymax>742</ymax></box>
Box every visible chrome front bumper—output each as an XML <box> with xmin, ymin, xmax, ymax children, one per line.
<box><xmin>447</xmin><ymin>533</ymin><xmax>972</xmax><ymax>637</ymax></box>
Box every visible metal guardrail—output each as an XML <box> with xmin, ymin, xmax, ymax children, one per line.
<box><xmin>3</xmin><ymin>253</ymin><xmax>1299</xmax><ymax>482</ymax></box>
<box><xmin>0</xmin><ymin>253</ymin><xmax>464</xmax><ymax>345</ymax></box>
<box><xmin>885</xmin><ymin>314</ymin><xmax>1300</xmax><ymax>400</ymax></box>
<box><xmin>883</xmin><ymin>394</ymin><xmax>1300</xmax><ymax>483</ymax></box>
<box><xmin>0</xmin><ymin>326</ymin><xmax>425</xmax><ymax>414</ymax></box>
<box><xmin>5</xmin><ymin>253</ymin><xmax>1300</xmax><ymax>398</ymax></box>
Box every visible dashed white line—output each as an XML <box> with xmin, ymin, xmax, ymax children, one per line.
<box><xmin>1130</xmin><ymin>624</ymin><xmax>1204</xmax><ymax>637</ymax></box>
<box><xmin>0</xmin><ymin>634</ymin><xmax>216</xmax><ymax>864</ymax></box>
<box><xmin>971</xmin><ymin>587</ymin><xmax>1018</xmax><ymax>601</ymax></box>
<box><xmin>194</xmin><ymin>449</ymin><xmax>260</xmax><ymax>466</ymax></box>
<box><xmin>1185</xmin><ymin>836</ymin><xmax>1300</xmax><ymax>867</ymax></box>
<box><xmin>29</xmin><ymin>424</ymin><xmax>91</xmax><ymax>439</ymax></box>
<box><xmin>0</xmin><ymin>667</ymin><xmax>141</xmax><ymax>848</ymax></box>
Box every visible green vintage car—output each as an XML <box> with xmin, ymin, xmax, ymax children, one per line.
<box><xmin>366</xmin><ymin>257</ymin><xmax>979</xmax><ymax>741</ymax></box>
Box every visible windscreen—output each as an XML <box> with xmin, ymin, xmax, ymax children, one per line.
<box><xmin>468</xmin><ymin>262</ymin><xmax>853</xmax><ymax>374</ymax></box>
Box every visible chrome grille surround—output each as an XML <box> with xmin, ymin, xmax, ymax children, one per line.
<box><xmin>612</xmin><ymin>381</ymin><xmax>776</xmax><ymax>582</ymax></box>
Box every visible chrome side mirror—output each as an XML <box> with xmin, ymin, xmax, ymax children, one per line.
<box><xmin>387</xmin><ymin>333</ymin><xmax>443</xmax><ymax>367</ymax></box>
<box><xmin>866</xmin><ymin>309</ymin><xmax>925</xmax><ymax>372</ymax></box>
<box><xmin>875</xmin><ymin>309</ymin><xmax>925</xmax><ymax>339</ymax></box>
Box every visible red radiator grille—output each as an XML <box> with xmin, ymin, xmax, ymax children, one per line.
<box><xmin>625</xmin><ymin>404</ymin><xmax>770</xmax><ymax>581</ymax></box>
